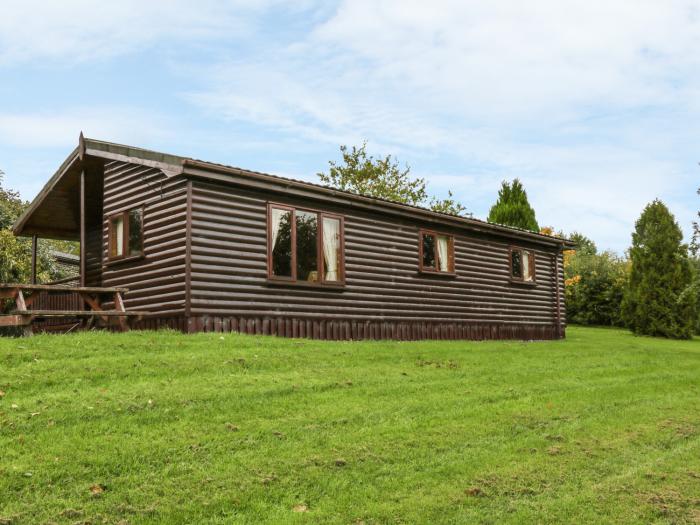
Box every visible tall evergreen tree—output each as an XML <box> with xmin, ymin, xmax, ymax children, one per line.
<box><xmin>691</xmin><ymin>186</ymin><xmax>699</xmax><ymax>255</ymax></box>
<box><xmin>622</xmin><ymin>199</ymin><xmax>695</xmax><ymax>339</ymax></box>
<box><xmin>487</xmin><ymin>179</ymin><xmax>539</xmax><ymax>232</ymax></box>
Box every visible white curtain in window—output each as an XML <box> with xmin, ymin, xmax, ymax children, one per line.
<box><xmin>323</xmin><ymin>217</ymin><xmax>340</xmax><ymax>281</ymax></box>
<box><xmin>437</xmin><ymin>235</ymin><xmax>449</xmax><ymax>272</ymax></box>
<box><xmin>271</xmin><ymin>208</ymin><xmax>285</xmax><ymax>249</ymax></box>
<box><xmin>522</xmin><ymin>250</ymin><xmax>532</xmax><ymax>281</ymax></box>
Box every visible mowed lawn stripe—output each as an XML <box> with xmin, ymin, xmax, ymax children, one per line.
<box><xmin>1</xmin><ymin>326</ymin><xmax>699</xmax><ymax>524</ymax></box>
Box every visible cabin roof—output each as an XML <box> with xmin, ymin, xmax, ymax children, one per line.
<box><xmin>14</xmin><ymin>135</ymin><xmax>575</xmax><ymax>248</ymax></box>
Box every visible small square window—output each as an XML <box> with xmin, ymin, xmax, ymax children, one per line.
<box><xmin>109</xmin><ymin>208</ymin><xmax>144</xmax><ymax>260</ymax></box>
<box><xmin>419</xmin><ymin>231</ymin><xmax>454</xmax><ymax>273</ymax></box>
<box><xmin>511</xmin><ymin>248</ymin><xmax>535</xmax><ymax>282</ymax></box>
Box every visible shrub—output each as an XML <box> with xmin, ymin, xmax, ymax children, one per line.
<box><xmin>565</xmin><ymin>246</ymin><xmax>629</xmax><ymax>327</ymax></box>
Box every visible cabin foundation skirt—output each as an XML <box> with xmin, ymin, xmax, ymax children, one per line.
<box><xmin>174</xmin><ymin>316</ymin><xmax>563</xmax><ymax>341</ymax></box>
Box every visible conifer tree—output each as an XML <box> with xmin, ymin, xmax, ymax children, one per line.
<box><xmin>487</xmin><ymin>179</ymin><xmax>539</xmax><ymax>232</ymax></box>
<box><xmin>692</xmin><ymin>186</ymin><xmax>699</xmax><ymax>255</ymax></box>
<box><xmin>622</xmin><ymin>199</ymin><xmax>695</xmax><ymax>339</ymax></box>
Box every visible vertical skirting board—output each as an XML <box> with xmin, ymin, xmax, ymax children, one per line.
<box><xmin>181</xmin><ymin>316</ymin><xmax>563</xmax><ymax>341</ymax></box>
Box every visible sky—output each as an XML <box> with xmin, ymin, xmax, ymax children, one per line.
<box><xmin>1</xmin><ymin>0</ymin><xmax>699</xmax><ymax>253</ymax></box>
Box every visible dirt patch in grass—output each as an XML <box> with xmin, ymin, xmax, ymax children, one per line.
<box><xmin>415</xmin><ymin>358</ymin><xmax>460</xmax><ymax>369</ymax></box>
<box><xmin>642</xmin><ymin>488</ymin><xmax>700</xmax><ymax>522</ymax></box>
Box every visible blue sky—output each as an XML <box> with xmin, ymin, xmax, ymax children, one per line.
<box><xmin>1</xmin><ymin>0</ymin><xmax>699</xmax><ymax>253</ymax></box>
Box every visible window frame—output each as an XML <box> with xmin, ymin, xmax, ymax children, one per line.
<box><xmin>107</xmin><ymin>206</ymin><xmax>145</xmax><ymax>262</ymax></box>
<box><xmin>266</xmin><ymin>202</ymin><xmax>345</xmax><ymax>287</ymax></box>
<box><xmin>509</xmin><ymin>246</ymin><xmax>536</xmax><ymax>284</ymax></box>
<box><xmin>418</xmin><ymin>229</ymin><xmax>455</xmax><ymax>275</ymax></box>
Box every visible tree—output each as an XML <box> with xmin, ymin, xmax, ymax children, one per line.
<box><xmin>487</xmin><ymin>179</ymin><xmax>539</xmax><ymax>232</ymax></box>
<box><xmin>690</xmin><ymin>186</ymin><xmax>700</xmax><ymax>333</ymax></box>
<box><xmin>622</xmin><ymin>199</ymin><xmax>695</xmax><ymax>339</ymax></box>
<box><xmin>558</xmin><ymin>231</ymin><xmax>628</xmax><ymax>327</ymax></box>
<box><xmin>565</xmin><ymin>249</ymin><xmax>629</xmax><ymax>327</ymax></box>
<box><xmin>0</xmin><ymin>170</ymin><xmax>26</xmax><ymax>230</ymax></box>
<box><xmin>692</xmin><ymin>186</ymin><xmax>699</xmax><ymax>255</ymax></box>
<box><xmin>428</xmin><ymin>190</ymin><xmax>467</xmax><ymax>216</ymax></box>
<box><xmin>318</xmin><ymin>142</ymin><xmax>468</xmax><ymax>216</ymax></box>
<box><xmin>568</xmin><ymin>232</ymin><xmax>597</xmax><ymax>257</ymax></box>
<box><xmin>685</xmin><ymin>256</ymin><xmax>700</xmax><ymax>334</ymax></box>
<box><xmin>0</xmin><ymin>172</ymin><xmax>73</xmax><ymax>285</ymax></box>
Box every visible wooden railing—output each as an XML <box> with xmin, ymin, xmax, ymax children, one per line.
<box><xmin>0</xmin><ymin>284</ymin><xmax>147</xmax><ymax>335</ymax></box>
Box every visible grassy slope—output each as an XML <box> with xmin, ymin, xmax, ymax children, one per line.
<box><xmin>1</xmin><ymin>326</ymin><xmax>700</xmax><ymax>524</ymax></box>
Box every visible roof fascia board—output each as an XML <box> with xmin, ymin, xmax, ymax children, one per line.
<box><xmin>84</xmin><ymin>139</ymin><xmax>183</xmax><ymax>177</ymax></box>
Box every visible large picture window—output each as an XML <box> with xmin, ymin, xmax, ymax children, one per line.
<box><xmin>511</xmin><ymin>247</ymin><xmax>535</xmax><ymax>282</ymax></box>
<box><xmin>108</xmin><ymin>208</ymin><xmax>143</xmax><ymax>260</ymax></box>
<box><xmin>268</xmin><ymin>204</ymin><xmax>344</xmax><ymax>284</ymax></box>
<box><xmin>419</xmin><ymin>230</ymin><xmax>454</xmax><ymax>273</ymax></box>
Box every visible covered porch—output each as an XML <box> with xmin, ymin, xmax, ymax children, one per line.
<box><xmin>3</xmin><ymin>134</ymin><xmax>144</xmax><ymax>334</ymax></box>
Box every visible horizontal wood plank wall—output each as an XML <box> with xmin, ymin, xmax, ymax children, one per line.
<box><xmin>84</xmin><ymin>163</ymin><xmax>104</xmax><ymax>287</ymax></box>
<box><xmin>100</xmin><ymin>161</ymin><xmax>188</xmax><ymax>317</ymax></box>
<box><xmin>188</xmin><ymin>180</ymin><xmax>564</xmax><ymax>340</ymax></box>
<box><xmin>30</xmin><ymin>291</ymin><xmax>83</xmax><ymax>332</ymax></box>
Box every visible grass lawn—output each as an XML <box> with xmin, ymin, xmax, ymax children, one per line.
<box><xmin>1</xmin><ymin>326</ymin><xmax>700</xmax><ymax>524</ymax></box>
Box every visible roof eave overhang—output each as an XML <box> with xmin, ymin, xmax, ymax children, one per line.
<box><xmin>83</xmin><ymin>138</ymin><xmax>184</xmax><ymax>177</ymax></box>
<box><xmin>12</xmin><ymin>147</ymin><xmax>81</xmax><ymax>237</ymax></box>
<box><xmin>181</xmin><ymin>159</ymin><xmax>575</xmax><ymax>249</ymax></box>
<box><xmin>12</xmin><ymin>135</ymin><xmax>185</xmax><ymax>238</ymax></box>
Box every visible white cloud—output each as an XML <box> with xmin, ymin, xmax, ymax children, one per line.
<box><xmin>3</xmin><ymin>1</ymin><xmax>698</xmax><ymax>251</ymax></box>
<box><xmin>313</xmin><ymin>0</ymin><xmax>700</xmax><ymax>118</ymax></box>
<box><xmin>0</xmin><ymin>0</ymin><xmax>304</xmax><ymax>65</ymax></box>
<box><xmin>184</xmin><ymin>0</ymin><xmax>700</xmax><ymax>251</ymax></box>
<box><xmin>0</xmin><ymin>107</ymin><xmax>182</xmax><ymax>203</ymax></box>
<box><xmin>0</xmin><ymin>108</ymin><xmax>175</xmax><ymax>148</ymax></box>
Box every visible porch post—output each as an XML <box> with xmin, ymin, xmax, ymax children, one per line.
<box><xmin>30</xmin><ymin>234</ymin><xmax>38</xmax><ymax>284</ymax></box>
<box><xmin>80</xmin><ymin>169</ymin><xmax>86</xmax><ymax>287</ymax></box>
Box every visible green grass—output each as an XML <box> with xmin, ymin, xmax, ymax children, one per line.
<box><xmin>1</xmin><ymin>326</ymin><xmax>700</xmax><ymax>524</ymax></box>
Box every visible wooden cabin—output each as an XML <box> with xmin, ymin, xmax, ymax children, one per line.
<box><xmin>10</xmin><ymin>135</ymin><xmax>574</xmax><ymax>339</ymax></box>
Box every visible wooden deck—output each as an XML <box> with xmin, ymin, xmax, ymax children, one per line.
<box><xmin>0</xmin><ymin>283</ymin><xmax>147</xmax><ymax>335</ymax></box>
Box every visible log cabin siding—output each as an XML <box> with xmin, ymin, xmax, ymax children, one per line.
<box><xmin>84</xmin><ymin>165</ymin><xmax>104</xmax><ymax>288</ymax></box>
<box><xmin>188</xmin><ymin>179</ymin><xmax>565</xmax><ymax>339</ymax></box>
<box><xmin>99</xmin><ymin>161</ymin><xmax>188</xmax><ymax>317</ymax></box>
<box><xmin>14</xmin><ymin>138</ymin><xmax>569</xmax><ymax>339</ymax></box>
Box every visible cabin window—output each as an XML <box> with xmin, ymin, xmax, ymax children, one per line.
<box><xmin>268</xmin><ymin>204</ymin><xmax>344</xmax><ymax>284</ymax></box>
<box><xmin>419</xmin><ymin>230</ymin><xmax>454</xmax><ymax>273</ymax></box>
<box><xmin>511</xmin><ymin>248</ymin><xmax>535</xmax><ymax>282</ymax></box>
<box><xmin>108</xmin><ymin>208</ymin><xmax>143</xmax><ymax>259</ymax></box>
<box><xmin>322</xmin><ymin>216</ymin><xmax>341</xmax><ymax>281</ymax></box>
<box><xmin>296</xmin><ymin>211</ymin><xmax>318</xmax><ymax>281</ymax></box>
<box><xmin>270</xmin><ymin>208</ymin><xmax>293</xmax><ymax>277</ymax></box>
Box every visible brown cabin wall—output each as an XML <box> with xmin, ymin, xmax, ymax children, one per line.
<box><xmin>99</xmin><ymin>160</ymin><xmax>188</xmax><ymax>318</ymax></box>
<box><xmin>84</xmin><ymin>164</ymin><xmax>104</xmax><ymax>287</ymax></box>
<box><xmin>187</xmin><ymin>179</ymin><xmax>565</xmax><ymax>340</ymax></box>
